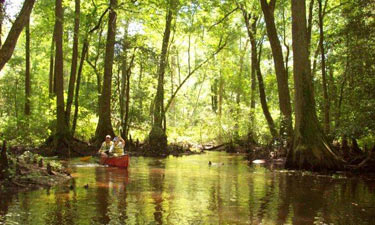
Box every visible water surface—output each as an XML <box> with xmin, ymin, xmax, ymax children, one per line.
<box><xmin>1</xmin><ymin>152</ymin><xmax>375</xmax><ymax>225</ymax></box>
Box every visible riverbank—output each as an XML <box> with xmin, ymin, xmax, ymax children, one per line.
<box><xmin>4</xmin><ymin>136</ymin><xmax>375</xmax><ymax>172</ymax></box>
<box><xmin>204</xmin><ymin>138</ymin><xmax>375</xmax><ymax>172</ymax></box>
<box><xmin>0</xmin><ymin>149</ymin><xmax>72</xmax><ymax>192</ymax></box>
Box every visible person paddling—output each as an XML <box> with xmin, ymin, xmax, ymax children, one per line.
<box><xmin>111</xmin><ymin>136</ymin><xmax>125</xmax><ymax>156</ymax></box>
<box><xmin>97</xmin><ymin>135</ymin><xmax>113</xmax><ymax>157</ymax></box>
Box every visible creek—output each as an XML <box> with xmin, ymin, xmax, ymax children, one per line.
<box><xmin>1</xmin><ymin>151</ymin><xmax>374</xmax><ymax>225</ymax></box>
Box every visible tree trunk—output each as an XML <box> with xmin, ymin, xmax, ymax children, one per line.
<box><xmin>138</xmin><ymin>60</ymin><xmax>143</xmax><ymax>110</ymax></box>
<box><xmin>0</xmin><ymin>141</ymin><xmax>8</xmax><ymax>180</ymax></box>
<box><xmin>25</xmin><ymin>18</ymin><xmax>31</xmax><ymax>116</ymax></box>
<box><xmin>54</xmin><ymin>0</ymin><xmax>70</xmax><ymax>150</ymax></box>
<box><xmin>120</xmin><ymin>47</ymin><xmax>135</xmax><ymax>139</ymax></box>
<box><xmin>148</xmin><ymin>0</ymin><xmax>176</xmax><ymax>153</ymax></box>
<box><xmin>250</xmin><ymin>36</ymin><xmax>256</xmax><ymax>128</ymax></box>
<box><xmin>94</xmin><ymin>0</ymin><xmax>117</xmax><ymax>144</ymax></box>
<box><xmin>234</xmin><ymin>39</ymin><xmax>248</xmax><ymax>139</ymax></box>
<box><xmin>286</xmin><ymin>0</ymin><xmax>341</xmax><ymax>171</ymax></box>
<box><xmin>307</xmin><ymin>0</ymin><xmax>315</xmax><ymax>49</ymax></box>
<box><xmin>0</xmin><ymin>0</ymin><xmax>36</xmax><ymax>71</ymax></box>
<box><xmin>72</xmin><ymin>39</ymin><xmax>88</xmax><ymax>135</ymax></box>
<box><xmin>123</xmin><ymin>62</ymin><xmax>132</xmax><ymax>139</ymax></box>
<box><xmin>211</xmin><ymin>78</ymin><xmax>218</xmax><ymax>113</ymax></box>
<box><xmin>48</xmin><ymin>28</ymin><xmax>55</xmax><ymax>97</ymax></box>
<box><xmin>71</xmin><ymin>6</ymin><xmax>108</xmax><ymax>134</ymax></box>
<box><xmin>260</xmin><ymin>0</ymin><xmax>293</xmax><ymax>140</ymax></box>
<box><xmin>218</xmin><ymin>70</ymin><xmax>223</xmax><ymax>139</ymax></box>
<box><xmin>256</xmin><ymin>42</ymin><xmax>278</xmax><ymax>138</ymax></box>
<box><xmin>318</xmin><ymin>0</ymin><xmax>330</xmax><ymax>134</ymax></box>
<box><xmin>242</xmin><ymin>8</ymin><xmax>277</xmax><ymax>138</ymax></box>
<box><xmin>120</xmin><ymin>25</ymin><xmax>129</xmax><ymax>138</ymax></box>
<box><xmin>65</xmin><ymin>0</ymin><xmax>80</xmax><ymax>126</ymax></box>
<box><xmin>0</xmin><ymin>1</ymin><xmax>4</xmax><ymax>48</ymax></box>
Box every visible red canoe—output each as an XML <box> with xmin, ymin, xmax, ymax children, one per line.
<box><xmin>100</xmin><ymin>155</ymin><xmax>129</xmax><ymax>168</ymax></box>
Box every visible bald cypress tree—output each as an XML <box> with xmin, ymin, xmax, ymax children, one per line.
<box><xmin>286</xmin><ymin>0</ymin><xmax>341</xmax><ymax>171</ymax></box>
<box><xmin>54</xmin><ymin>0</ymin><xmax>70</xmax><ymax>151</ymax></box>
<box><xmin>148</xmin><ymin>0</ymin><xmax>176</xmax><ymax>154</ymax></box>
<box><xmin>94</xmin><ymin>0</ymin><xmax>117</xmax><ymax>144</ymax></box>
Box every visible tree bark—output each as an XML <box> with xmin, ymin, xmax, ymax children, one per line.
<box><xmin>260</xmin><ymin>0</ymin><xmax>293</xmax><ymax>139</ymax></box>
<box><xmin>25</xmin><ymin>18</ymin><xmax>31</xmax><ymax>116</ymax></box>
<box><xmin>218</xmin><ymin>70</ymin><xmax>223</xmax><ymax>139</ymax></box>
<box><xmin>242</xmin><ymin>8</ymin><xmax>277</xmax><ymax>138</ymax></box>
<box><xmin>94</xmin><ymin>0</ymin><xmax>117</xmax><ymax>144</ymax></box>
<box><xmin>0</xmin><ymin>141</ymin><xmax>8</xmax><ymax>180</ymax></box>
<box><xmin>120</xmin><ymin>47</ymin><xmax>135</xmax><ymax>139</ymax></box>
<box><xmin>72</xmin><ymin>39</ymin><xmax>88</xmax><ymax>135</ymax></box>
<box><xmin>318</xmin><ymin>0</ymin><xmax>330</xmax><ymax>134</ymax></box>
<box><xmin>54</xmin><ymin>0</ymin><xmax>70</xmax><ymax>150</ymax></box>
<box><xmin>65</xmin><ymin>0</ymin><xmax>80</xmax><ymax>126</ymax></box>
<box><xmin>0</xmin><ymin>0</ymin><xmax>36</xmax><ymax>71</ymax></box>
<box><xmin>211</xmin><ymin>78</ymin><xmax>218</xmax><ymax>113</ymax></box>
<box><xmin>72</xmin><ymin>8</ymin><xmax>109</xmax><ymax>135</ymax></box>
<box><xmin>48</xmin><ymin>28</ymin><xmax>56</xmax><ymax>97</ymax></box>
<box><xmin>234</xmin><ymin>39</ymin><xmax>248</xmax><ymax>138</ymax></box>
<box><xmin>120</xmin><ymin>24</ymin><xmax>129</xmax><ymax>138</ymax></box>
<box><xmin>250</xmin><ymin>38</ymin><xmax>256</xmax><ymax>128</ymax></box>
<box><xmin>123</xmin><ymin>56</ymin><xmax>132</xmax><ymax>139</ymax></box>
<box><xmin>149</xmin><ymin>0</ymin><xmax>176</xmax><ymax>153</ymax></box>
<box><xmin>256</xmin><ymin>42</ymin><xmax>278</xmax><ymax>138</ymax></box>
<box><xmin>286</xmin><ymin>0</ymin><xmax>341</xmax><ymax>171</ymax></box>
<box><xmin>0</xmin><ymin>1</ymin><xmax>4</xmax><ymax>48</ymax></box>
<box><xmin>307</xmin><ymin>0</ymin><xmax>315</xmax><ymax>49</ymax></box>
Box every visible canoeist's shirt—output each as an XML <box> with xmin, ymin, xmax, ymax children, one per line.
<box><xmin>99</xmin><ymin>141</ymin><xmax>113</xmax><ymax>153</ymax></box>
<box><xmin>111</xmin><ymin>142</ymin><xmax>125</xmax><ymax>156</ymax></box>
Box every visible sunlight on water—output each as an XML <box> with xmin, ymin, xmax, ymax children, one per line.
<box><xmin>1</xmin><ymin>152</ymin><xmax>375</xmax><ymax>225</ymax></box>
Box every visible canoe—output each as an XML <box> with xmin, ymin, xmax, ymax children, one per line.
<box><xmin>100</xmin><ymin>154</ymin><xmax>129</xmax><ymax>168</ymax></box>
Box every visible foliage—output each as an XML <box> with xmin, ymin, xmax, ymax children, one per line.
<box><xmin>0</xmin><ymin>0</ymin><xmax>373</xmax><ymax>149</ymax></box>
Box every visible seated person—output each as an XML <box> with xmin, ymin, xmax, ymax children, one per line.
<box><xmin>111</xmin><ymin>136</ymin><xmax>125</xmax><ymax>156</ymax></box>
<box><xmin>97</xmin><ymin>135</ymin><xmax>113</xmax><ymax>157</ymax></box>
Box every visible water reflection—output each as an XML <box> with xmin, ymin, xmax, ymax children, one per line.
<box><xmin>1</xmin><ymin>152</ymin><xmax>375</xmax><ymax>225</ymax></box>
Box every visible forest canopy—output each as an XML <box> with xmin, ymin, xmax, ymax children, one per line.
<box><xmin>0</xmin><ymin>0</ymin><xmax>374</xmax><ymax>167</ymax></box>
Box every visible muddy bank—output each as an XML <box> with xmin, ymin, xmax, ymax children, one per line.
<box><xmin>0</xmin><ymin>148</ymin><xmax>71</xmax><ymax>192</ymax></box>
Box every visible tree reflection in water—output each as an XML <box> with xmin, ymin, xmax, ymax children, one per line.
<box><xmin>0</xmin><ymin>152</ymin><xmax>375</xmax><ymax>225</ymax></box>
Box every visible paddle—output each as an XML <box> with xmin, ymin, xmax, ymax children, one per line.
<box><xmin>80</xmin><ymin>156</ymin><xmax>92</xmax><ymax>162</ymax></box>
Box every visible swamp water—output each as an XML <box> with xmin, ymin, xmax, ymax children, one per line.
<box><xmin>1</xmin><ymin>151</ymin><xmax>375</xmax><ymax>225</ymax></box>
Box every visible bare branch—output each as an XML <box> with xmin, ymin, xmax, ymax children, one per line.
<box><xmin>207</xmin><ymin>7</ymin><xmax>239</xmax><ymax>31</ymax></box>
<box><xmin>89</xmin><ymin>7</ymin><xmax>109</xmax><ymax>33</ymax></box>
<box><xmin>164</xmin><ymin>38</ymin><xmax>228</xmax><ymax>113</ymax></box>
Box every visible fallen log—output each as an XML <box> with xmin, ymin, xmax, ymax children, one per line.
<box><xmin>203</xmin><ymin>143</ymin><xmax>227</xmax><ymax>151</ymax></box>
